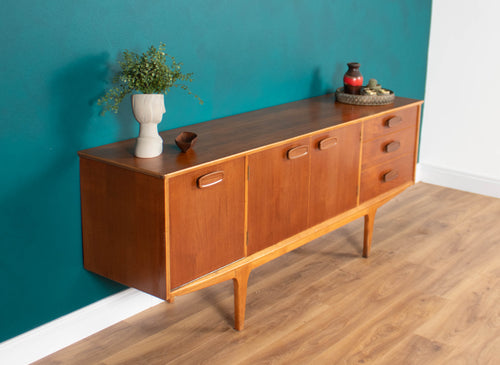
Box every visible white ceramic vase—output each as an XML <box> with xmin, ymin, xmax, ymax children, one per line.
<box><xmin>131</xmin><ymin>94</ymin><xmax>165</xmax><ymax>158</ymax></box>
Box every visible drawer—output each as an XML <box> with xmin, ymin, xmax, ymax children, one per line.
<box><xmin>361</xmin><ymin>123</ymin><xmax>417</xmax><ymax>170</ymax></box>
<box><xmin>360</xmin><ymin>154</ymin><xmax>414</xmax><ymax>203</ymax></box>
<box><xmin>363</xmin><ymin>106</ymin><xmax>418</xmax><ymax>141</ymax></box>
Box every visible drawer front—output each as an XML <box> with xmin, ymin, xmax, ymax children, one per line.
<box><xmin>361</xmin><ymin>122</ymin><xmax>417</xmax><ymax>170</ymax></box>
<box><xmin>169</xmin><ymin>157</ymin><xmax>245</xmax><ymax>289</ymax></box>
<box><xmin>363</xmin><ymin>106</ymin><xmax>418</xmax><ymax>141</ymax></box>
<box><xmin>360</xmin><ymin>154</ymin><xmax>414</xmax><ymax>203</ymax></box>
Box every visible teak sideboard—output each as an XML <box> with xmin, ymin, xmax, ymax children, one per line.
<box><xmin>78</xmin><ymin>94</ymin><xmax>423</xmax><ymax>330</ymax></box>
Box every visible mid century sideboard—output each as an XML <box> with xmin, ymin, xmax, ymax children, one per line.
<box><xmin>78</xmin><ymin>94</ymin><xmax>423</xmax><ymax>330</ymax></box>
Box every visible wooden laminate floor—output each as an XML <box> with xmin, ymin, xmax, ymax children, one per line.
<box><xmin>36</xmin><ymin>183</ymin><xmax>500</xmax><ymax>364</ymax></box>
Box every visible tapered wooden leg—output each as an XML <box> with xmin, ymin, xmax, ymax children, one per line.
<box><xmin>233</xmin><ymin>266</ymin><xmax>251</xmax><ymax>331</ymax></box>
<box><xmin>363</xmin><ymin>207</ymin><xmax>377</xmax><ymax>258</ymax></box>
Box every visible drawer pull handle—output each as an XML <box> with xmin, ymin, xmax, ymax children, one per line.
<box><xmin>384</xmin><ymin>141</ymin><xmax>401</xmax><ymax>153</ymax></box>
<box><xmin>386</xmin><ymin>116</ymin><xmax>402</xmax><ymax>128</ymax></box>
<box><xmin>197</xmin><ymin>171</ymin><xmax>224</xmax><ymax>188</ymax></box>
<box><xmin>383</xmin><ymin>170</ymin><xmax>399</xmax><ymax>183</ymax></box>
<box><xmin>319</xmin><ymin>137</ymin><xmax>338</xmax><ymax>150</ymax></box>
<box><xmin>287</xmin><ymin>145</ymin><xmax>309</xmax><ymax>160</ymax></box>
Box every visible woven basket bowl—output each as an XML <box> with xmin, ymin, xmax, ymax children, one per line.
<box><xmin>335</xmin><ymin>87</ymin><xmax>395</xmax><ymax>105</ymax></box>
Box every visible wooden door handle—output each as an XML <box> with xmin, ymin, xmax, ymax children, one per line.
<box><xmin>384</xmin><ymin>141</ymin><xmax>401</xmax><ymax>153</ymax></box>
<box><xmin>385</xmin><ymin>116</ymin><xmax>402</xmax><ymax>128</ymax></box>
<box><xmin>382</xmin><ymin>170</ymin><xmax>399</xmax><ymax>183</ymax></box>
<box><xmin>318</xmin><ymin>137</ymin><xmax>338</xmax><ymax>150</ymax></box>
<box><xmin>197</xmin><ymin>171</ymin><xmax>224</xmax><ymax>188</ymax></box>
<box><xmin>287</xmin><ymin>145</ymin><xmax>309</xmax><ymax>160</ymax></box>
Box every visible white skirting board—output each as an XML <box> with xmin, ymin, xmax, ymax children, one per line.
<box><xmin>416</xmin><ymin>163</ymin><xmax>500</xmax><ymax>198</ymax></box>
<box><xmin>0</xmin><ymin>289</ymin><xmax>163</xmax><ymax>365</ymax></box>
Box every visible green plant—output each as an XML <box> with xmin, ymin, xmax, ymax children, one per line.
<box><xmin>98</xmin><ymin>43</ymin><xmax>202</xmax><ymax>115</ymax></box>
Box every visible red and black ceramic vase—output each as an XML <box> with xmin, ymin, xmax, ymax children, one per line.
<box><xmin>343</xmin><ymin>62</ymin><xmax>363</xmax><ymax>94</ymax></box>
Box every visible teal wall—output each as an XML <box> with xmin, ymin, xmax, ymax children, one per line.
<box><xmin>0</xmin><ymin>0</ymin><xmax>431</xmax><ymax>342</ymax></box>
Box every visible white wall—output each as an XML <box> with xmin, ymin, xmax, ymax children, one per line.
<box><xmin>419</xmin><ymin>0</ymin><xmax>500</xmax><ymax>198</ymax></box>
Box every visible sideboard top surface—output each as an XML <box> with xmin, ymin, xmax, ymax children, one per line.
<box><xmin>78</xmin><ymin>94</ymin><xmax>422</xmax><ymax>177</ymax></box>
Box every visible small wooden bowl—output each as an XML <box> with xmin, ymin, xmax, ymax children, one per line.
<box><xmin>175</xmin><ymin>132</ymin><xmax>198</xmax><ymax>152</ymax></box>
